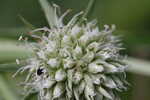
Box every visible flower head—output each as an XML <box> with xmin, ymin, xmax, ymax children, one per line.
<box><xmin>15</xmin><ymin>2</ymin><xmax>128</xmax><ymax>100</ymax></box>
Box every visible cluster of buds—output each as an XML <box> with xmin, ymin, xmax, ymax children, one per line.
<box><xmin>15</xmin><ymin>2</ymin><xmax>128</xmax><ymax>100</ymax></box>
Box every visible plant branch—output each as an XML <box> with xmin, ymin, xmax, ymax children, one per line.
<box><xmin>125</xmin><ymin>58</ymin><xmax>150</xmax><ymax>76</ymax></box>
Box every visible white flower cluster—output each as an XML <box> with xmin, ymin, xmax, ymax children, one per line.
<box><xmin>15</xmin><ymin>4</ymin><xmax>128</xmax><ymax>100</ymax></box>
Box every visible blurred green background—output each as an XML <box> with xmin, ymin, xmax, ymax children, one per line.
<box><xmin>0</xmin><ymin>0</ymin><xmax>150</xmax><ymax>100</ymax></box>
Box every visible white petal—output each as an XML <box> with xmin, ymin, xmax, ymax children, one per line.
<box><xmin>82</xmin><ymin>51</ymin><xmax>94</xmax><ymax>63</ymax></box>
<box><xmin>74</xmin><ymin>88</ymin><xmax>80</xmax><ymax>100</ymax></box>
<box><xmin>103</xmin><ymin>63</ymin><xmax>118</xmax><ymax>73</ymax></box>
<box><xmin>71</xmin><ymin>25</ymin><xmax>82</xmax><ymax>38</ymax></box>
<box><xmin>79</xmin><ymin>35</ymin><xmax>89</xmax><ymax>46</ymax></box>
<box><xmin>91</xmin><ymin>75</ymin><xmax>101</xmax><ymax>85</ymax></box>
<box><xmin>84</xmin><ymin>75</ymin><xmax>96</xmax><ymax>98</ymax></box>
<box><xmin>45</xmin><ymin>90</ymin><xmax>52</xmax><ymax>100</ymax></box>
<box><xmin>85</xmin><ymin>85</ymin><xmax>95</xmax><ymax>100</ymax></box>
<box><xmin>37</xmin><ymin>50</ymin><xmax>46</xmax><ymax>59</ymax></box>
<box><xmin>73</xmin><ymin>71</ymin><xmax>83</xmax><ymax>84</ymax></box>
<box><xmin>55</xmin><ymin>69</ymin><xmax>66</xmax><ymax>81</ymax></box>
<box><xmin>98</xmin><ymin>86</ymin><xmax>113</xmax><ymax>99</ymax></box>
<box><xmin>53</xmin><ymin>83</ymin><xmax>64</xmax><ymax>99</ymax></box>
<box><xmin>87</xmin><ymin>42</ymin><xmax>99</xmax><ymax>51</ymax></box>
<box><xmin>78</xmin><ymin>80</ymin><xmax>85</xmax><ymax>94</ymax></box>
<box><xmin>47</xmin><ymin>58</ymin><xmax>60</xmax><ymax>68</ymax></box>
<box><xmin>61</xmin><ymin>35</ymin><xmax>72</xmax><ymax>46</ymax></box>
<box><xmin>46</xmin><ymin>40</ymin><xmax>57</xmax><ymax>52</ymax></box>
<box><xmin>43</xmin><ymin>77</ymin><xmax>56</xmax><ymax>88</ymax></box>
<box><xmin>73</xmin><ymin>45</ymin><xmax>82</xmax><ymax>59</ymax></box>
<box><xmin>67</xmin><ymin>69</ymin><xmax>74</xmax><ymax>90</ymax></box>
<box><xmin>63</xmin><ymin>58</ymin><xmax>75</xmax><ymax>69</ymax></box>
<box><xmin>66</xmin><ymin>86</ymin><xmax>72</xmax><ymax>99</ymax></box>
<box><xmin>104</xmin><ymin>77</ymin><xmax>117</xmax><ymax>89</ymax></box>
<box><xmin>88</xmin><ymin>63</ymin><xmax>104</xmax><ymax>73</ymax></box>
<box><xmin>96</xmin><ymin>51</ymin><xmax>111</xmax><ymax>60</ymax></box>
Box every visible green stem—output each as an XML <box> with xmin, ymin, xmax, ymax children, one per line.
<box><xmin>125</xmin><ymin>58</ymin><xmax>150</xmax><ymax>76</ymax></box>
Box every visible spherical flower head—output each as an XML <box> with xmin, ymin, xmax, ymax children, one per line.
<box><xmin>15</xmin><ymin>4</ymin><xmax>128</xmax><ymax>100</ymax></box>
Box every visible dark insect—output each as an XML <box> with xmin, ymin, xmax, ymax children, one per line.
<box><xmin>37</xmin><ymin>68</ymin><xmax>43</xmax><ymax>76</ymax></box>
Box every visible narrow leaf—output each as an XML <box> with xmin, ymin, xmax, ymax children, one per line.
<box><xmin>39</xmin><ymin>0</ymin><xmax>58</xmax><ymax>28</ymax></box>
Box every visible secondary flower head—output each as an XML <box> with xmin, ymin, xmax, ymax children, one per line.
<box><xmin>15</xmin><ymin>2</ymin><xmax>128</xmax><ymax>100</ymax></box>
